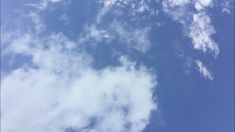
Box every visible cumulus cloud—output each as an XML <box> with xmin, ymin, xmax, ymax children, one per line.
<box><xmin>2</xmin><ymin>2</ymin><xmax>158</xmax><ymax>131</ymax></box>
<box><xmin>195</xmin><ymin>60</ymin><xmax>213</xmax><ymax>80</ymax></box>
<box><xmin>1</xmin><ymin>29</ymin><xmax>157</xmax><ymax>132</ymax></box>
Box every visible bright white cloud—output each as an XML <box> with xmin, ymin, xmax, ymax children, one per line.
<box><xmin>195</xmin><ymin>60</ymin><xmax>214</xmax><ymax>80</ymax></box>
<box><xmin>1</xmin><ymin>30</ymin><xmax>157</xmax><ymax>132</ymax></box>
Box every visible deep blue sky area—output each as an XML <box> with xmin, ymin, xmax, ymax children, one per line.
<box><xmin>1</xmin><ymin>0</ymin><xmax>234</xmax><ymax>132</ymax></box>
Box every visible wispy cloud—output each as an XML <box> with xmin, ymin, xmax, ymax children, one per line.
<box><xmin>81</xmin><ymin>24</ymin><xmax>112</xmax><ymax>43</ymax></box>
<box><xmin>97</xmin><ymin>0</ymin><xmax>157</xmax><ymax>23</ymax></box>
<box><xmin>162</xmin><ymin>0</ymin><xmax>219</xmax><ymax>56</ymax></box>
<box><xmin>162</xmin><ymin>0</ymin><xmax>220</xmax><ymax>78</ymax></box>
<box><xmin>77</xmin><ymin>21</ymin><xmax>151</xmax><ymax>53</ymax></box>
<box><xmin>195</xmin><ymin>60</ymin><xmax>214</xmax><ymax>80</ymax></box>
<box><xmin>221</xmin><ymin>0</ymin><xmax>234</xmax><ymax>14</ymax></box>
<box><xmin>25</xmin><ymin>0</ymin><xmax>64</xmax><ymax>10</ymax></box>
<box><xmin>59</xmin><ymin>13</ymin><xmax>70</xmax><ymax>25</ymax></box>
<box><xmin>27</xmin><ymin>11</ymin><xmax>45</xmax><ymax>33</ymax></box>
<box><xmin>111</xmin><ymin>21</ymin><xmax>151</xmax><ymax>53</ymax></box>
<box><xmin>189</xmin><ymin>11</ymin><xmax>219</xmax><ymax>55</ymax></box>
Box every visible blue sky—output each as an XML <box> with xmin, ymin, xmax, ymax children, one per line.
<box><xmin>1</xmin><ymin>0</ymin><xmax>234</xmax><ymax>132</ymax></box>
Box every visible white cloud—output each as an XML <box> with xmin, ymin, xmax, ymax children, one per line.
<box><xmin>195</xmin><ymin>60</ymin><xmax>214</xmax><ymax>80</ymax></box>
<box><xmin>189</xmin><ymin>12</ymin><xmax>219</xmax><ymax>55</ymax></box>
<box><xmin>194</xmin><ymin>0</ymin><xmax>213</xmax><ymax>11</ymax></box>
<box><xmin>87</xmin><ymin>25</ymin><xmax>111</xmax><ymax>42</ymax></box>
<box><xmin>77</xmin><ymin>24</ymin><xmax>113</xmax><ymax>46</ymax></box>
<box><xmin>77</xmin><ymin>21</ymin><xmax>151</xmax><ymax>53</ymax></box>
<box><xmin>72</xmin><ymin>1</ymin><xmax>154</xmax><ymax>54</ymax></box>
<box><xmin>101</xmin><ymin>0</ymin><xmax>118</xmax><ymax>7</ymax></box>
<box><xmin>162</xmin><ymin>0</ymin><xmax>219</xmax><ymax>56</ymax></box>
<box><xmin>163</xmin><ymin>0</ymin><xmax>212</xmax><ymax>9</ymax></box>
<box><xmin>1</xmin><ymin>30</ymin><xmax>157</xmax><ymax>132</ymax></box>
